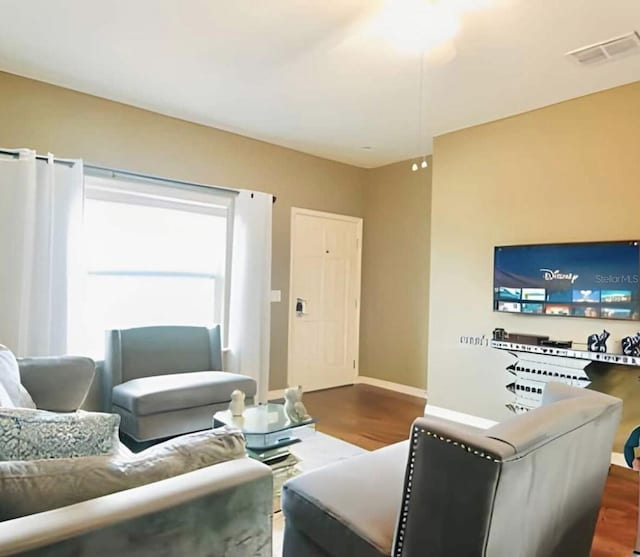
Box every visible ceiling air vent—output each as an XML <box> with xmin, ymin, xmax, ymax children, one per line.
<box><xmin>566</xmin><ymin>31</ymin><xmax>640</xmax><ymax>66</ymax></box>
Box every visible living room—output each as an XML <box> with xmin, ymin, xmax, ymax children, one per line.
<box><xmin>0</xmin><ymin>1</ymin><xmax>639</xmax><ymax>556</ymax></box>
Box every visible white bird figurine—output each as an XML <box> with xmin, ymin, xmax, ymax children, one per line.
<box><xmin>284</xmin><ymin>385</ymin><xmax>310</xmax><ymax>423</ymax></box>
<box><xmin>229</xmin><ymin>390</ymin><xmax>246</xmax><ymax>417</ymax></box>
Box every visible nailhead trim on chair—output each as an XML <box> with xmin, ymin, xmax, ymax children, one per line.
<box><xmin>393</xmin><ymin>426</ymin><xmax>501</xmax><ymax>556</ymax></box>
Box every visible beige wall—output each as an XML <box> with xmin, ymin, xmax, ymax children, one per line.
<box><xmin>428</xmin><ymin>82</ymin><xmax>640</xmax><ymax>428</ymax></box>
<box><xmin>0</xmin><ymin>71</ymin><xmax>366</xmax><ymax>390</ymax></box>
<box><xmin>360</xmin><ymin>159</ymin><xmax>432</xmax><ymax>389</ymax></box>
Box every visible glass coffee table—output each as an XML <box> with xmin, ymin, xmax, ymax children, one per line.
<box><xmin>213</xmin><ymin>403</ymin><xmax>316</xmax><ymax>463</ymax></box>
<box><xmin>214</xmin><ymin>403</ymin><xmax>319</xmax><ymax>512</ymax></box>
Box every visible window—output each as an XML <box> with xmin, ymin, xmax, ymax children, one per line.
<box><xmin>70</xmin><ymin>175</ymin><xmax>232</xmax><ymax>358</ymax></box>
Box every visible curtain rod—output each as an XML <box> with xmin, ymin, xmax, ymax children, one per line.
<box><xmin>84</xmin><ymin>163</ymin><xmax>243</xmax><ymax>197</ymax></box>
<box><xmin>0</xmin><ymin>149</ymin><xmax>76</xmax><ymax>167</ymax></box>
<box><xmin>86</xmin><ymin>164</ymin><xmax>276</xmax><ymax>203</ymax></box>
<box><xmin>0</xmin><ymin>150</ymin><xmax>276</xmax><ymax>203</ymax></box>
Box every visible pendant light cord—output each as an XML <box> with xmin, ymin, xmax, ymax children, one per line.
<box><xmin>411</xmin><ymin>51</ymin><xmax>428</xmax><ymax>171</ymax></box>
<box><xmin>418</xmin><ymin>51</ymin><xmax>425</xmax><ymax>155</ymax></box>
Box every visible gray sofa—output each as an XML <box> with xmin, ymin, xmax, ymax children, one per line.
<box><xmin>282</xmin><ymin>383</ymin><xmax>622</xmax><ymax>557</ymax></box>
<box><xmin>105</xmin><ymin>325</ymin><xmax>257</xmax><ymax>442</ymax></box>
<box><xmin>17</xmin><ymin>356</ymin><xmax>96</xmax><ymax>413</ymax></box>
<box><xmin>0</xmin><ymin>356</ymin><xmax>273</xmax><ymax>557</ymax></box>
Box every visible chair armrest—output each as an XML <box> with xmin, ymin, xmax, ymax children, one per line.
<box><xmin>411</xmin><ymin>414</ymin><xmax>514</xmax><ymax>458</ymax></box>
<box><xmin>17</xmin><ymin>356</ymin><xmax>95</xmax><ymax>412</ymax></box>
<box><xmin>0</xmin><ymin>458</ymin><xmax>272</xmax><ymax>556</ymax></box>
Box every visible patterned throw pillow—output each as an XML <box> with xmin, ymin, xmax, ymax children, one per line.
<box><xmin>0</xmin><ymin>408</ymin><xmax>120</xmax><ymax>461</ymax></box>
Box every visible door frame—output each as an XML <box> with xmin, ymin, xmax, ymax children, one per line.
<box><xmin>287</xmin><ymin>207</ymin><xmax>363</xmax><ymax>390</ymax></box>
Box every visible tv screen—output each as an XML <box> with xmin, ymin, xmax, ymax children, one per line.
<box><xmin>494</xmin><ymin>241</ymin><xmax>640</xmax><ymax>320</ymax></box>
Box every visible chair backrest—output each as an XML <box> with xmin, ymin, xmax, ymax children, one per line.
<box><xmin>105</xmin><ymin>325</ymin><xmax>223</xmax><ymax>386</ymax></box>
<box><xmin>394</xmin><ymin>383</ymin><xmax>622</xmax><ymax>557</ymax></box>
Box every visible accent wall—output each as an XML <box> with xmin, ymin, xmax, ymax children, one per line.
<box><xmin>428</xmin><ymin>81</ymin><xmax>640</xmax><ymax>450</ymax></box>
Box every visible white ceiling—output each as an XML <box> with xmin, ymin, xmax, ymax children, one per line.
<box><xmin>0</xmin><ymin>0</ymin><xmax>638</xmax><ymax>168</ymax></box>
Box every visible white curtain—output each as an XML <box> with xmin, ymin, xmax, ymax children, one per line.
<box><xmin>0</xmin><ymin>149</ymin><xmax>83</xmax><ymax>356</ymax></box>
<box><xmin>227</xmin><ymin>190</ymin><xmax>273</xmax><ymax>403</ymax></box>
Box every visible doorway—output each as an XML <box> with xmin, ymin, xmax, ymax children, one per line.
<box><xmin>287</xmin><ymin>208</ymin><xmax>362</xmax><ymax>392</ymax></box>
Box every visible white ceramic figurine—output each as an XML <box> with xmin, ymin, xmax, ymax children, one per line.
<box><xmin>284</xmin><ymin>385</ymin><xmax>310</xmax><ymax>423</ymax></box>
<box><xmin>229</xmin><ymin>389</ymin><xmax>246</xmax><ymax>417</ymax></box>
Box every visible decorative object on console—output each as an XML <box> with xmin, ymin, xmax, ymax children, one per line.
<box><xmin>511</xmin><ymin>333</ymin><xmax>550</xmax><ymax>346</ymax></box>
<box><xmin>540</xmin><ymin>339</ymin><xmax>573</xmax><ymax>349</ymax></box>
<box><xmin>229</xmin><ymin>389</ymin><xmax>246</xmax><ymax>417</ymax></box>
<box><xmin>492</xmin><ymin>328</ymin><xmax>507</xmax><ymax>341</ymax></box>
<box><xmin>284</xmin><ymin>386</ymin><xmax>310</xmax><ymax>424</ymax></box>
<box><xmin>492</xmin><ymin>330</ymin><xmax>550</xmax><ymax>346</ymax></box>
<box><xmin>622</xmin><ymin>333</ymin><xmax>640</xmax><ymax>357</ymax></box>
<box><xmin>587</xmin><ymin>330</ymin><xmax>610</xmax><ymax>352</ymax></box>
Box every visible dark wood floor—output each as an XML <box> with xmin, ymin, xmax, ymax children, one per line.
<box><xmin>302</xmin><ymin>384</ymin><xmax>638</xmax><ymax>557</ymax></box>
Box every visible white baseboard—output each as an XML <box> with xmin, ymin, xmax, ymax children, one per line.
<box><xmin>424</xmin><ymin>405</ymin><xmax>499</xmax><ymax>429</ymax></box>
<box><xmin>611</xmin><ymin>452</ymin><xmax>628</xmax><ymax>468</ymax></box>
<box><xmin>270</xmin><ymin>378</ymin><xmax>426</xmax><ymax>400</ymax></box>
<box><xmin>355</xmin><ymin>376</ymin><xmax>426</xmax><ymax>399</ymax></box>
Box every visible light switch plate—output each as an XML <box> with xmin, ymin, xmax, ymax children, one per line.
<box><xmin>270</xmin><ymin>290</ymin><xmax>282</xmax><ymax>303</ymax></box>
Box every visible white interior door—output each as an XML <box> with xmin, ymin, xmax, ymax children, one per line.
<box><xmin>288</xmin><ymin>208</ymin><xmax>362</xmax><ymax>392</ymax></box>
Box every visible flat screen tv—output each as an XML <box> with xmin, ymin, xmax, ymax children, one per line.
<box><xmin>493</xmin><ymin>241</ymin><xmax>640</xmax><ymax>320</ymax></box>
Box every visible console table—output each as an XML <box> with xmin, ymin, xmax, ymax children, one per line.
<box><xmin>491</xmin><ymin>340</ymin><xmax>640</xmax><ymax>413</ymax></box>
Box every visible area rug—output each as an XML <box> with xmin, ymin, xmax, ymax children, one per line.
<box><xmin>272</xmin><ymin>429</ymin><xmax>367</xmax><ymax>510</ymax></box>
<box><xmin>272</xmin><ymin>430</ymin><xmax>367</xmax><ymax>556</ymax></box>
<box><xmin>291</xmin><ymin>429</ymin><xmax>367</xmax><ymax>471</ymax></box>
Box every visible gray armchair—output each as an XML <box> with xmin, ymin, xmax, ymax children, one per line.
<box><xmin>282</xmin><ymin>383</ymin><xmax>622</xmax><ymax>557</ymax></box>
<box><xmin>105</xmin><ymin>325</ymin><xmax>257</xmax><ymax>442</ymax></box>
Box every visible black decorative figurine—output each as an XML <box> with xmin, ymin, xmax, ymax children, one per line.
<box><xmin>587</xmin><ymin>330</ymin><xmax>610</xmax><ymax>352</ymax></box>
<box><xmin>622</xmin><ymin>333</ymin><xmax>640</xmax><ymax>357</ymax></box>
<box><xmin>493</xmin><ymin>328</ymin><xmax>507</xmax><ymax>341</ymax></box>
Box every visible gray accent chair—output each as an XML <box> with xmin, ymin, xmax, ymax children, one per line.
<box><xmin>282</xmin><ymin>383</ymin><xmax>622</xmax><ymax>557</ymax></box>
<box><xmin>105</xmin><ymin>325</ymin><xmax>257</xmax><ymax>442</ymax></box>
